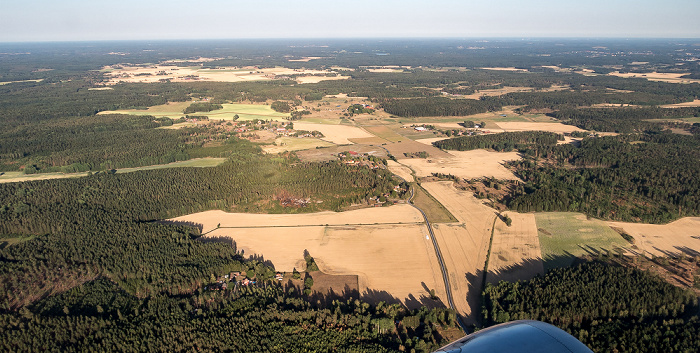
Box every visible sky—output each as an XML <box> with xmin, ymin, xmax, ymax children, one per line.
<box><xmin>1</xmin><ymin>0</ymin><xmax>699</xmax><ymax>42</ymax></box>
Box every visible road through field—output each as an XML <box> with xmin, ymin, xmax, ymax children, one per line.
<box><xmin>421</xmin><ymin>181</ymin><xmax>497</xmax><ymax>324</ymax></box>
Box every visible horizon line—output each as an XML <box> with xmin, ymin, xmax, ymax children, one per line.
<box><xmin>2</xmin><ymin>36</ymin><xmax>700</xmax><ymax>45</ymax></box>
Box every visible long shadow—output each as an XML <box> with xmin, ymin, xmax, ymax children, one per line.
<box><xmin>158</xmin><ymin>220</ymin><xmax>204</xmax><ymax>234</ymax></box>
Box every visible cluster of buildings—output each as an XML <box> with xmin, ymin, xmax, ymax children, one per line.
<box><xmin>205</xmin><ymin>271</ymin><xmax>285</xmax><ymax>291</ymax></box>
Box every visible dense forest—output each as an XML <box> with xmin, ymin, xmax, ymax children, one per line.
<box><xmin>550</xmin><ymin>107</ymin><xmax>700</xmax><ymax>133</ymax></box>
<box><xmin>0</xmin><ymin>278</ymin><xmax>458</xmax><ymax>352</ymax></box>
<box><xmin>483</xmin><ymin>262</ymin><xmax>700</xmax><ymax>353</ymax></box>
<box><xmin>433</xmin><ymin>131</ymin><xmax>562</xmax><ymax>152</ymax></box>
<box><xmin>506</xmin><ymin>133</ymin><xmax>700</xmax><ymax>223</ymax></box>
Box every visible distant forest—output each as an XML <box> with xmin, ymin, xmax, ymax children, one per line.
<box><xmin>1</xmin><ymin>39</ymin><xmax>700</xmax><ymax>352</ymax></box>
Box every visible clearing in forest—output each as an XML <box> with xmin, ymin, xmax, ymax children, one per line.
<box><xmin>171</xmin><ymin>205</ymin><xmax>447</xmax><ymax>309</ymax></box>
<box><xmin>494</xmin><ymin>121</ymin><xmax>586</xmax><ymax>134</ymax></box>
<box><xmin>100</xmin><ymin>102</ymin><xmax>289</xmax><ymax>121</ymax></box>
<box><xmin>420</xmin><ymin>181</ymin><xmax>497</xmax><ymax>323</ymax></box>
<box><xmin>386</xmin><ymin>160</ymin><xmax>415</xmax><ymax>182</ymax></box>
<box><xmin>0</xmin><ymin>158</ymin><xmax>227</xmax><ymax>184</ymax></box>
<box><xmin>487</xmin><ymin>211</ymin><xmax>544</xmax><ymax>284</ymax></box>
<box><xmin>398</xmin><ymin>150</ymin><xmax>521</xmax><ymax>180</ymax></box>
<box><xmin>607</xmin><ymin>217</ymin><xmax>700</xmax><ymax>258</ymax></box>
<box><xmin>535</xmin><ymin>212</ymin><xmax>628</xmax><ymax>271</ymax></box>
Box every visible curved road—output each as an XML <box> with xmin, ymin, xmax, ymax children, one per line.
<box><xmin>406</xmin><ymin>183</ymin><xmax>468</xmax><ymax>333</ymax></box>
<box><xmin>377</xmin><ymin>148</ymin><xmax>468</xmax><ymax>333</ymax></box>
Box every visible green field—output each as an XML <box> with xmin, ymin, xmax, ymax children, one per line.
<box><xmin>102</xmin><ymin>103</ymin><xmax>290</xmax><ymax>121</ymax></box>
<box><xmin>535</xmin><ymin>212</ymin><xmax>628</xmax><ymax>271</ymax></box>
<box><xmin>411</xmin><ymin>183</ymin><xmax>457</xmax><ymax>223</ymax></box>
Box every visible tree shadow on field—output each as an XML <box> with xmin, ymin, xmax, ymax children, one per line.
<box><xmin>158</xmin><ymin>220</ymin><xmax>204</xmax><ymax>234</ymax></box>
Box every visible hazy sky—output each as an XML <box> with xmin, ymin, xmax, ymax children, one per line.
<box><xmin>2</xmin><ymin>0</ymin><xmax>699</xmax><ymax>42</ymax></box>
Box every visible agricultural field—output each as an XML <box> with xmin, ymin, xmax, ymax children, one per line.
<box><xmin>100</xmin><ymin>102</ymin><xmax>290</xmax><ymax>121</ymax></box>
<box><xmin>171</xmin><ymin>206</ymin><xmax>448</xmax><ymax>309</ymax></box>
<box><xmin>386</xmin><ymin>160</ymin><xmax>415</xmax><ymax>182</ymax></box>
<box><xmin>0</xmin><ymin>158</ymin><xmax>227</xmax><ymax>183</ymax></box>
<box><xmin>660</xmin><ymin>99</ymin><xmax>700</xmax><ymax>108</ymax></box>
<box><xmin>421</xmin><ymin>181</ymin><xmax>497</xmax><ymax>322</ymax></box>
<box><xmin>384</xmin><ymin>140</ymin><xmax>453</xmax><ymax>159</ymax></box>
<box><xmin>170</xmin><ymin>203</ymin><xmax>424</xmax><ymax>233</ymax></box>
<box><xmin>493</xmin><ymin>121</ymin><xmax>586</xmax><ymax>133</ymax></box>
<box><xmin>460</xmin><ymin>85</ymin><xmax>569</xmax><ymax>99</ymax></box>
<box><xmin>535</xmin><ymin>212</ymin><xmax>629</xmax><ymax>271</ymax></box>
<box><xmin>292</xmin><ymin>122</ymin><xmax>375</xmax><ymax>144</ymax></box>
<box><xmin>261</xmin><ymin>137</ymin><xmax>334</xmax><ymax>154</ymax></box>
<box><xmin>101</xmin><ymin>64</ymin><xmax>348</xmax><ymax>85</ymax></box>
<box><xmin>293</xmin><ymin>144</ymin><xmax>387</xmax><ymax>162</ymax></box>
<box><xmin>362</xmin><ymin>125</ymin><xmax>407</xmax><ymax>143</ymax></box>
<box><xmin>398</xmin><ymin>150</ymin><xmax>522</xmax><ymax>180</ymax></box>
<box><xmin>487</xmin><ymin>211</ymin><xmax>544</xmax><ymax>284</ymax></box>
<box><xmin>410</xmin><ymin>183</ymin><xmax>457</xmax><ymax>223</ymax></box>
<box><xmin>609</xmin><ymin>71</ymin><xmax>700</xmax><ymax>84</ymax></box>
<box><xmin>607</xmin><ymin>217</ymin><xmax>700</xmax><ymax>257</ymax></box>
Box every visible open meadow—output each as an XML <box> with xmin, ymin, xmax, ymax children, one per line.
<box><xmin>535</xmin><ymin>212</ymin><xmax>628</xmax><ymax>271</ymax></box>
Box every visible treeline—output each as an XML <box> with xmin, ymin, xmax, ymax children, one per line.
<box><xmin>381</xmin><ymin>97</ymin><xmax>500</xmax><ymax>118</ymax></box>
<box><xmin>433</xmin><ymin>131</ymin><xmax>562</xmax><ymax>152</ymax></box>
<box><xmin>506</xmin><ymin>133</ymin><xmax>700</xmax><ymax>223</ymax></box>
<box><xmin>182</xmin><ymin>102</ymin><xmax>222</xmax><ymax>114</ymax></box>
<box><xmin>1</xmin><ymin>279</ymin><xmax>458</xmax><ymax>352</ymax></box>
<box><xmin>483</xmin><ymin>262</ymin><xmax>700</xmax><ymax>353</ymax></box>
<box><xmin>551</xmin><ymin>107</ymin><xmax>700</xmax><ymax>133</ymax></box>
